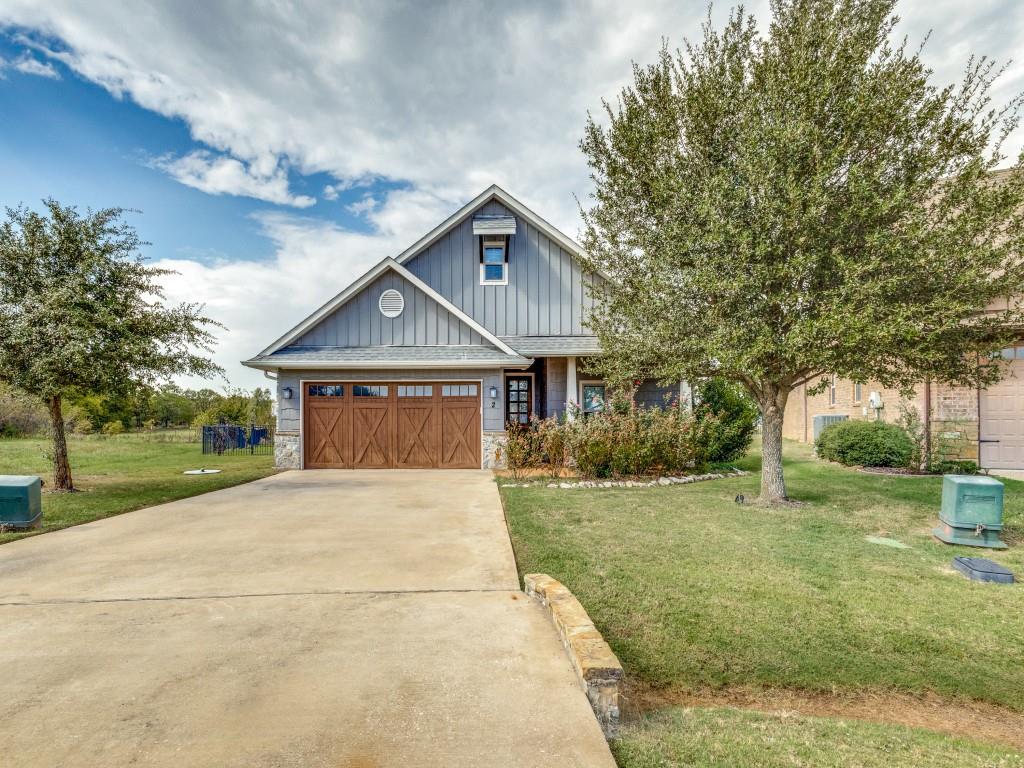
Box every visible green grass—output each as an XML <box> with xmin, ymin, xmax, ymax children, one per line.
<box><xmin>502</xmin><ymin>440</ymin><xmax>1024</xmax><ymax>710</ymax></box>
<box><xmin>613</xmin><ymin>707</ymin><xmax>1024</xmax><ymax>768</ymax></box>
<box><xmin>0</xmin><ymin>431</ymin><xmax>276</xmax><ymax>544</ymax></box>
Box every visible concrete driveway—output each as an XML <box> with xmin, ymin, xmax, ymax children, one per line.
<box><xmin>0</xmin><ymin>471</ymin><xmax>615</xmax><ymax>767</ymax></box>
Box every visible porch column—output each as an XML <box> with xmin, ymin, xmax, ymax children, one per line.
<box><xmin>566</xmin><ymin>356</ymin><xmax>578</xmax><ymax>420</ymax></box>
<box><xmin>679</xmin><ymin>380</ymin><xmax>692</xmax><ymax>411</ymax></box>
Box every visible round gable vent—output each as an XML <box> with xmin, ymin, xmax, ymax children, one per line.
<box><xmin>378</xmin><ymin>289</ymin><xmax>405</xmax><ymax>318</ymax></box>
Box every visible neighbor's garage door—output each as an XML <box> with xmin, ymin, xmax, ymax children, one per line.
<box><xmin>303</xmin><ymin>382</ymin><xmax>480</xmax><ymax>469</ymax></box>
<box><xmin>980</xmin><ymin>353</ymin><xmax>1024</xmax><ymax>469</ymax></box>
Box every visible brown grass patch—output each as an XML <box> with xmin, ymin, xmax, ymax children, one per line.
<box><xmin>623</xmin><ymin>680</ymin><xmax>1024</xmax><ymax>751</ymax></box>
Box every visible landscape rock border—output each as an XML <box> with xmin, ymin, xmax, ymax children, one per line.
<box><xmin>524</xmin><ymin>573</ymin><xmax>623</xmax><ymax>739</ymax></box>
<box><xmin>502</xmin><ymin>468</ymin><xmax>748</xmax><ymax>489</ymax></box>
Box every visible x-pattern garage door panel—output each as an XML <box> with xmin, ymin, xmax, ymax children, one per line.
<box><xmin>396</xmin><ymin>405</ymin><xmax>438</xmax><ymax>468</ymax></box>
<box><xmin>440</xmin><ymin>404</ymin><xmax>480</xmax><ymax>469</ymax></box>
<box><xmin>305</xmin><ymin>402</ymin><xmax>349</xmax><ymax>469</ymax></box>
<box><xmin>352</xmin><ymin>403</ymin><xmax>392</xmax><ymax>468</ymax></box>
<box><xmin>303</xmin><ymin>381</ymin><xmax>480</xmax><ymax>469</ymax></box>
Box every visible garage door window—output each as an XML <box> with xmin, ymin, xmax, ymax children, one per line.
<box><xmin>398</xmin><ymin>385</ymin><xmax>433</xmax><ymax>397</ymax></box>
<box><xmin>308</xmin><ymin>384</ymin><xmax>344</xmax><ymax>397</ymax></box>
<box><xmin>443</xmin><ymin>384</ymin><xmax>477</xmax><ymax>397</ymax></box>
<box><xmin>353</xmin><ymin>385</ymin><xmax>388</xmax><ymax>397</ymax></box>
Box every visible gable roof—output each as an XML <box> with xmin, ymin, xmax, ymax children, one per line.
<box><xmin>394</xmin><ymin>184</ymin><xmax>589</xmax><ymax>267</ymax></box>
<box><xmin>252</xmin><ymin>257</ymin><xmax>521</xmax><ymax>359</ymax></box>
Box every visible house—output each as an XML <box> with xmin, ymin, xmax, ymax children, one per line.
<box><xmin>243</xmin><ymin>185</ymin><xmax>686</xmax><ymax>470</ymax></box>
<box><xmin>783</xmin><ymin>335</ymin><xmax>1024</xmax><ymax>470</ymax></box>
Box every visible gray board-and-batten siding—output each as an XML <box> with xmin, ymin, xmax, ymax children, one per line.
<box><xmin>403</xmin><ymin>198</ymin><xmax>600</xmax><ymax>338</ymax></box>
<box><xmin>293</xmin><ymin>269</ymin><xmax>486</xmax><ymax>348</ymax></box>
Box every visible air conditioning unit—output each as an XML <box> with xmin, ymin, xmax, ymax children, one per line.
<box><xmin>812</xmin><ymin>414</ymin><xmax>848</xmax><ymax>442</ymax></box>
<box><xmin>868</xmin><ymin>391</ymin><xmax>883</xmax><ymax>410</ymax></box>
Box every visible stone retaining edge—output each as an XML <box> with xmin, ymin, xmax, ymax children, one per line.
<box><xmin>523</xmin><ymin>573</ymin><xmax>623</xmax><ymax>739</ymax></box>
<box><xmin>501</xmin><ymin>468</ymin><xmax>748</xmax><ymax>489</ymax></box>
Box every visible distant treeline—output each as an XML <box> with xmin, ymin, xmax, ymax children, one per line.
<box><xmin>0</xmin><ymin>383</ymin><xmax>274</xmax><ymax>438</ymax></box>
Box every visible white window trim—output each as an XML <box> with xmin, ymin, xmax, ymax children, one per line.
<box><xmin>480</xmin><ymin>237</ymin><xmax>508</xmax><ymax>286</ymax></box>
<box><xmin>479</xmin><ymin>262</ymin><xmax>508</xmax><ymax>286</ymax></box>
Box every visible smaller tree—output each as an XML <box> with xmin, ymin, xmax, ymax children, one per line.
<box><xmin>0</xmin><ymin>200</ymin><xmax>222</xmax><ymax>490</ymax></box>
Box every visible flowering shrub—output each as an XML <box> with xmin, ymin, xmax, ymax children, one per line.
<box><xmin>503</xmin><ymin>422</ymin><xmax>545</xmax><ymax>480</ymax></box>
<box><xmin>504</xmin><ymin>404</ymin><xmax>728</xmax><ymax>479</ymax></box>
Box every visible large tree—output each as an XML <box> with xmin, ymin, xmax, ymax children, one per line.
<box><xmin>580</xmin><ymin>0</ymin><xmax>1024</xmax><ymax>501</ymax></box>
<box><xmin>0</xmin><ymin>200</ymin><xmax>222</xmax><ymax>490</ymax></box>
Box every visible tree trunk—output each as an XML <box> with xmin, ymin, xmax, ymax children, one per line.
<box><xmin>758</xmin><ymin>385</ymin><xmax>790</xmax><ymax>502</ymax></box>
<box><xmin>47</xmin><ymin>395</ymin><xmax>74</xmax><ymax>491</ymax></box>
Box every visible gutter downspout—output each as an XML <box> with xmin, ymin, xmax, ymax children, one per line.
<box><xmin>923</xmin><ymin>378</ymin><xmax>931</xmax><ymax>468</ymax></box>
<box><xmin>803</xmin><ymin>383</ymin><xmax>809</xmax><ymax>443</ymax></box>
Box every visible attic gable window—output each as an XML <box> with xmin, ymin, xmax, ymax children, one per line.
<box><xmin>480</xmin><ymin>236</ymin><xmax>508</xmax><ymax>285</ymax></box>
<box><xmin>474</xmin><ymin>214</ymin><xmax>515</xmax><ymax>286</ymax></box>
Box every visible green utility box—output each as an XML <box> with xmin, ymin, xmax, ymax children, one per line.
<box><xmin>933</xmin><ymin>474</ymin><xmax>1007</xmax><ymax>549</ymax></box>
<box><xmin>0</xmin><ymin>475</ymin><xmax>42</xmax><ymax>529</ymax></box>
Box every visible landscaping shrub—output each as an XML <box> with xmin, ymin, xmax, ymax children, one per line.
<box><xmin>932</xmin><ymin>459</ymin><xmax>979</xmax><ymax>475</ymax></box>
<box><xmin>537</xmin><ymin>417</ymin><xmax>568</xmax><ymax>476</ymax></box>
<box><xmin>816</xmin><ymin>420</ymin><xmax>914</xmax><ymax>467</ymax></box>
<box><xmin>503</xmin><ymin>421</ymin><xmax>545</xmax><ymax>480</ymax></box>
<box><xmin>101</xmin><ymin>420</ymin><xmax>126</xmax><ymax>436</ymax></box>
<box><xmin>504</xmin><ymin>404</ymin><xmax>726</xmax><ymax>479</ymax></box>
<box><xmin>694</xmin><ymin>379</ymin><xmax>759</xmax><ymax>463</ymax></box>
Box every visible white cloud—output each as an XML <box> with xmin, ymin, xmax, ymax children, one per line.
<box><xmin>0</xmin><ymin>51</ymin><xmax>61</xmax><ymax>79</ymax></box>
<box><xmin>153</xmin><ymin>151</ymin><xmax>315</xmax><ymax>208</ymax></box>
<box><xmin>2</xmin><ymin>0</ymin><xmax>1023</xmax><ymax>387</ymax></box>
<box><xmin>153</xmin><ymin>186</ymin><xmax>453</xmax><ymax>387</ymax></box>
<box><xmin>346</xmin><ymin>194</ymin><xmax>379</xmax><ymax>216</ymax></box>
<box><xmin>12</xmin><ymin>52</ymin><xmax>60</xmax><ymax>79</ymax></box>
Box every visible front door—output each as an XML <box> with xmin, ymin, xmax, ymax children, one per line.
<box><xmin>505</xmin><ymin>376</ymin><xmax>532</xmax><ymax>426</ymax></box>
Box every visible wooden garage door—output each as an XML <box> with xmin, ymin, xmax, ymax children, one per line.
<box><xmin>303</xmin><ymin>382</ymin><xmax>480</xmax><ymax>469</ymax></box>
<box><xmin>980</xmin><ymin>354</ymin><xmax>1024</xmax><ymax>469</ymax></box>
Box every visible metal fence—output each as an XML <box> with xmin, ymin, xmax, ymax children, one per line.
<box><xmin>200</xmin><ymin>424</ymin><xmax>275</xmax><ymax>456</ymax></box>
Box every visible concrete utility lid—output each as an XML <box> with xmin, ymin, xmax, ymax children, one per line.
<box><xmin>952</xmin><ymin>556</ymin><xmax>1015</xmax><ymax>584</ymax></box>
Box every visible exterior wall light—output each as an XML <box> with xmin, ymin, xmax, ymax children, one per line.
<box><xmin>489</xmin><ymin>385</ymin><xmax>498</xmax><ymax>399</ymax></box>
<box><xmin>282</xmin><ymin>386</ymin><xmax>294</xmax><ymax>400</ymax></box>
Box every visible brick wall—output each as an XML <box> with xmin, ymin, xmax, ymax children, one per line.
<box><xmin>782</xmin><ymin>376</ymin><xmax>979</xmax><ymax>462</ymax></box>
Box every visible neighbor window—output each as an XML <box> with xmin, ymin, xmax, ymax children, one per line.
<box><xmin>829</xmin><ymin>375</ymin><xmax>837</xmax><ymax>406</ymax></box>
<box><xmin>479</xmin><ymin>237</ymin><xmax>508</xmax><ymax>285</ymax></box>
<box><xmin>853</xmin><ymin>382</ymin><xmax>862</xmax><ymax>404</ymax></box>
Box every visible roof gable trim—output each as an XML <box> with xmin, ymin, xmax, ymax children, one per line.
<box><xmin>255</xmin><ymin>257</ymin><xmax>520</xmax><ymax>358</ymax></box>
<box><xmin>394</xmin><ymin>184</ymin><xmax>586</xmax><ymax>266</ymax></box>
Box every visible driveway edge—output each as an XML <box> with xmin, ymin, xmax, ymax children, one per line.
<box><xmin>524</xmin><ymin>573</ymin><xmax>623</xmax><ymax>739</ymax></box>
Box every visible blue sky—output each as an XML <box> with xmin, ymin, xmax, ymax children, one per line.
<box><xmin>0</xmin><ymin>33</ymin><xmax>389</xmax><ymax>264</ymax></box>
<box><xmin>1</xmin><ymin>1</ymin><xmax>1022</xmax><ymax>390</ymax></box>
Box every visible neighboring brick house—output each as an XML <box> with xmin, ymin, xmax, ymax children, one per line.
<box><xmin>785</xmin><ymin>170</ymin><xmax>1024</xmax><ymax>471</ymax></box>
<box><xmin>783</xmin><ymin>354</ymin><xmax>1024</xmax><ymax>469</ymax></box>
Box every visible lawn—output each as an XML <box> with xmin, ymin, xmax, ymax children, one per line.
<box><xmin>501</xmin><ymin>439</ymin><xmax>1024</xmax><ymax>764</ymax></box>
<box><xmin>613</xmin><ymin>707</ymin><xmax>1023</xmax><ymax>768</ymax></box>
<box><xmin>0</xmin><ymin>431</ymin><xmax>276</xmax><ymax>544</ymax></box>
